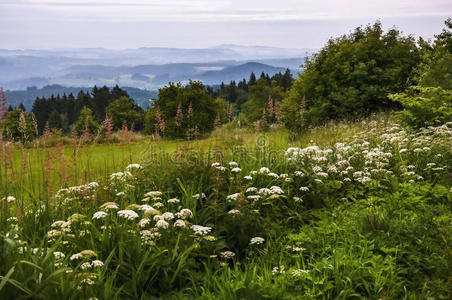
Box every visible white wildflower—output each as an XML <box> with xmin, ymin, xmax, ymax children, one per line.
<box><xmin>220</xmin><ymin>251</ymin><xmax>235</xmax><ymax>259</ymax></box>
<box><xmin>291</xmin><ymin>269</ymin><xmax>309</xmax><ymax>277</ymax></box>
<box><xmin>91</xmin><ymin>260</ymin><xmax>104</xmax><ymax>268</ymax></box>
<box><xmin>174</xmin><ymin>219</ymin><xmax>186</xmax><ymax>227</ymax></box>
<box><xmin>272</xmin><ymin>265</ymin><xmax>285</xmax><ymax>275</ymax></box>
<box><xmin>92</xmin><ymin>211</ymin><xmax>107</xmax><ymax>220</ymax></box>
<box><xmin>144</xmin><ymin>191</ymin><xmax>163</xmax><ymax>198</ymax></box>
<box><xmin>191</xmin><ymin>225</ymin><xmax>212</xmax><ymax>235</ymax></box>
<box><xmin>53</xmin><ymin>251</ymin><xmax>65</xmax><ymax>260</ymax></box>
<box><xmin>193</xmin><ymin>193</ymin><xmax>206</xmax><ymax>199</ymax></box>
<box><xmin>226</xmin><ymin>193</ymin><xmax>241</xmax><ymax>202</ymax></box>
<box><xmin>155</xmin><ymin>219</ymin><xmax>169</xmax><ymax>229</ymax></box>
<box><xmin>249</xmin><ymin>237</ymin><xmax>265</xmax><ymax>245</ymax></box>
<box><xmin>176</xmin><ymin>208</ymin><xmax>193</xmax><ymax>219</ymax></box>
<box><xmin>259</xmin><ymin>167</ymin><xmax>270</xmax><ymax>174</ymax></box>
<box><xmin>246</xmin><ymin>187</ymin><xmax>258</xmax><ymax>193</ymax></box>
<box><xmin>138</xmin><ymin>218</ymin><xmax>151</xmax><ymax>228</ymax></box>
<box><xmin>154</xmin><ymin>202</ymin><xmax>164</xmax><ymax>208</ymax></box>
<box><xmin>70</xmin><ymin>253</ymin><xmax>83</xmax><ymax>261</ymax></box>
<box><xmin>162</xmin><ymin>212</ymin><xmax>175</xmax><ymax>220</ymax></box>
<box><xmin>167</xmin><ymin>198</ymin><xmax>180</xmax><ymax>204</ymax></box>
<box><xmin>117</xmin><ymin>210</ymin><xmax>139</xmax><ymax>220</ymax></box>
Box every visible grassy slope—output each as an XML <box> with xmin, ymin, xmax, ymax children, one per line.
<box><xmin>2</xmin><ymin>113</ymin><xmax>450</xmax><ymax>299</ymax></box>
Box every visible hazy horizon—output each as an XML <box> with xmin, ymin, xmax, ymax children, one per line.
<box><xmin>1</xmin><ymin>0</ymin><xmax>451</xmax><ymax>50</ymax></box>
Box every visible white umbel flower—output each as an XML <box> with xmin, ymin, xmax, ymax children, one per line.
<box><xmin>117</xmin><ymin>210</ymin><xmax>139</xmax><ymax>220</ymax></box>
<box><xmin>191</xmin><ymin>225</ymin><xmax>212</xmax><ymax>235</ymax></box>
<box><xmin>92</xmin><ymin>211</ymin><xmax>107</xmax><ymax>220</ymax></box>
<box><xmin>249</xmin><ymin>237</ymin><xmax>265</xmax><ymax>245</ymax></box>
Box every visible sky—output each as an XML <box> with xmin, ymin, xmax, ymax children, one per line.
<box><xmin>0</xmin><ymin>0</ymin><xmax>451</xmax><ymax>49</ymax></box>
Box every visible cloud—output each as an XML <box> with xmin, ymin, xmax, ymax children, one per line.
<box><xmin>0</xmin><ymin>0</ymin><xmax>450</xmax><ymax>49</ymax></box>
<box><xmin>1</xmin><ymin>0</ymin><xmax>451</xmax><ymax>22</ymax></box>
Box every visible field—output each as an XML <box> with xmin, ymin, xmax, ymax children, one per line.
<box><xmin>1</xmin><ymin>113</ymin><xmax>452</xmax><ymax>299</ymax></box>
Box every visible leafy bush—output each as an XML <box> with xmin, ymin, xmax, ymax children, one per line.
<box><xmin>389</xmin><ymin>86</ymin><xmax>452</xmax><ymax>127</ymax></box>
<box><xmin>144</xmin><ymin>81</ymin><xmax>227</xmax><ymax>139</ymax></box>
<box><xmin>281</xmin><ymin>21</ymin><xmax>420</xmax><ymax>132</ymax></box>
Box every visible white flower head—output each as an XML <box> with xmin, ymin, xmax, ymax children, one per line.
<box><xmin>259</xmin><ymin>167</ymin><xmax>270</xmax><ymax>174</ymax></box>
<box><xmin>92</xmin><ymin>260</ymin><xmax>104</xmax><ymax>268</ymax></box>
<box><xmin>174</xmin><ymin>219</ymin><xmax>186</xmax><ymax>227</ymax></box>
<box><xmin>92</xmin><ymin>211</ymin><xmax>107</xmax><ymax>220</ymax></box>
<box><xmin>176</xmin><ymin>208</ymin><xmax>193</xmax><ymax>219</ymax></box>
<box><xmin>117</xmin><ymin>210</ymin><xmax>139</xmax><ymax>220</ymax></box>
<box><xmin>220</xmin><ymin>251</ymin><xmax>235</xmax><ymax>259</ymax></box>
<box><xmin>126</xmin><ymin>164</ymin><xmax>142</xmax><ymax>171</ymax></box>
<box><xmin>191</xmin><ymin>225</ymin><xmax>212</xmax><ymax>235</ymax></box>
<box><xmin>155</xmin><ymin>219</ymin><xmax>169</xmax><ymax>229</ymax></box>
<box><xmin>167</xmin><ymin>198</ymin><xmax>180</xmax><ymax>204</ymax></box>
<box><xmin>231</xmin><ymin>167</ymin><xmax>242</xmax><ymax>173</ymax></box>
<box><xmin>250</xmin><ymin>237</ymin><xmax>265</xmax><ymax>245</ymax></box>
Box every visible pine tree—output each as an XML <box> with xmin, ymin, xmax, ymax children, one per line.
<box><xmin>249</xmin><ymin>72</ymin><xmax>257</xmax><ymax>86</ymax></box>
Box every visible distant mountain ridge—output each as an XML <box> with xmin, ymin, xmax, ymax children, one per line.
<box><xmin>0</xmin><ymin>44</ymin><xmax>314</xmax><ymax>90</ymax></box>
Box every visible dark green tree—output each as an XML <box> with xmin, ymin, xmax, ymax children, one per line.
<box><xmin>281</xmin><ymin>21</ymin><xmax>420</xmax><ymax>131</ymax></box>
<box><xmin>73</xmin><ymin>107</ymin><xmax>99</xmax><ymax>136</ymax></box>
<box><xmin>106</xmin><ymin>96</ymin><xmax>143</xmax><ymax>130</ymax></box>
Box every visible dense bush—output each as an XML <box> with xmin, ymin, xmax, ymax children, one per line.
<box><xmin>0</xmin><ymin>108</ymin><xmax>36</xmax><ymax>142</ymax></box>
<box><xmin>389</xmin><ymin>86</ymin><xmax>452</xmax><ymax>127</ymax></box>
<box><xmin>144</xmin><ymin>81</ymin><xmax>227</xmax><ymax>139</ymax></box>
<box><xmin>281</xmin><ymin>21</ymin><xmax>420</xmax><ymax>132</ymax></box>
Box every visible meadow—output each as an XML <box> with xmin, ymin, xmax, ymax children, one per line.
<box><xmin>1</xmin><ymin>113</ymin><xmax>451</xmax><ymax>299</ymax></box>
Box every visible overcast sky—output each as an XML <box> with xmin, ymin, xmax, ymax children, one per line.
<box><xmin>1</xmin><ymin>0</ymin><xmax>451</xmax><ymax>49</ymax></box>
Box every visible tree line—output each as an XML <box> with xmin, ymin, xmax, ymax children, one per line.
<box><xmin>1</xmin><ymin>19</ymin><xmax>451</xmax><ymax>142</ymax></box>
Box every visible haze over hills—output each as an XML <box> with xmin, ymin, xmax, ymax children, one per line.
<box><xmin>0</xmin><ymin>45</ymin><xmax>314</xmax><ymax>91</ymax></box>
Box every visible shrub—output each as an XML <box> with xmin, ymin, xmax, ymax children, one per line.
<box><xmin>389</xmin><ymin>86</ymin><xmax>452</xmax><ymax>127</ymax></box>
<box><xmin>281</xmin><ymin>21</ymin><xmax>420</xmax><ymax>131</ymax></box>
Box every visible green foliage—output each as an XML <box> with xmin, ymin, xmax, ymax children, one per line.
<box><xmin>389</xmin><ymin>86</ymin><xmax>452</xmax><ymax>127</ymax></box>
<box><xmin>1</xmin><ymin>114</ymin><xmax>452</xmax><ymax>298</ymax></box>
<box><xmin>145</xmin><ymin>81</ymin><xmax>227</xmax><ymax>139</ymax></box>
<box><xmin>282</xmin><ymin>21</ymin><xmax>420</xmax><ymax>132</ymax></box>
<box><xmin>31</xmin><ymin>85</ymin><xmax>140</xmax><ymax>135</ymax></box>
<box><xmin>417</xmin><ymin>18</ymin><xmax>452</xmax><ymax>90</ymax></box>
<box><xmin>241</xmin><ymin>78</ymin><xmax>285</xmax><ymax>123</ymax></box>
<box><xmin>106</xmin><ymin>96</ymin><xmax>143</xmax><ymax>130</ymax></box>
<box><xmin>73</xmin><ymin>107</ymin><xmax>100</xmax><ymax>136</ymax></box>
<box><xmin>0</xmin><ymin>108</ymin><xmax>36</xmax><ymax>142</ymax></box>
